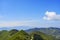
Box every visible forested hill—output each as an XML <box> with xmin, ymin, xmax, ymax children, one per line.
<box><xmin>0</xmin><ymin>29</ymin><xmax>55</xmax><ymax>40</ymax></box>
<box><xmin>26</xmin><ymin>27</ymin><xmax>60</xmax><ymax>40</ymax></box>
<box><xmin>0</xmin><ymin>27</ymin><xmax>60</xmax><ymax>40</ymax></box>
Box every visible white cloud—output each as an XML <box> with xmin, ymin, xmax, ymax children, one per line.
<box><xmin>43</xmin><ymin>11</ymin><xmax>60</xmax><ymax>20</ymax></box>
<box><xmin>0</xmin><ymin>20</ymin><xmax>40</xmax><ymax>27</ymax></box>
<box><xmin>0</xmin><ymin>20</ymin><xmax>60</xmax><ymax>28</ymax></box>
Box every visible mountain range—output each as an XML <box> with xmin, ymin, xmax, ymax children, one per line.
<box><xmin>0</xmin><ymin>26</ymin><xmax>60</xmax><ymax>40</ymax></box>
<box><xmin>25</xmin><ymin>27</ymin><xmax>60</xmax><ymax>40</ymax></box>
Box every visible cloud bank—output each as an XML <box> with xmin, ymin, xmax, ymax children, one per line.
<box><xmin>0</xmin><ymin>20</ymin><xmax>40</xmax><ymax>27</ymax></box>
<box><xmin>43</xmin><ymin>11</ymin><xmax>60</xmax><ymax>20</ymax></box>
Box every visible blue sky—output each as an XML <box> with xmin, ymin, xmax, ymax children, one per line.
<box><xmin>0</xmin><ymin>0</ymin><xmax>60</xmax><ymax>28</ymax></box>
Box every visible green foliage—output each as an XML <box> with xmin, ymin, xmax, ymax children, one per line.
<box><xmin>8</xmin><ymin>30</ymin><xmax>30</xmax><ymax>40</ymax></box>
<box><xmin>0</xmin><ymin>29</ymin><xmax>57</xmax><ymax>40</ymax></box>
<box><xmin>0</xmin><ymin>30</ymin><xmax>9</xmax><ymax>40</ymax></box>
<box><xmin>9</xmin><ymin>29</ymin><xmax>18</xmax><ymax>36</ymax></box>
<box><xmin>30</xmin><ymin>31</ymin><xmax>55</xmax><ymax>40</ymax></box>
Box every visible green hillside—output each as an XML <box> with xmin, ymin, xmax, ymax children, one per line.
<box><xmin>8</xmin><ymin>30</ymin><xmax>30</xmax><ymax>40</ymax></box>
<box><xmin>0</xmin><ymin>30</ymin><xmax>9</xmax><ymax>40</ymax></box>
<box><xmin>0</xmin><ymin>29</ymin><xmax>56</xmax><ymax>40</ymax></box>
<box><xmin>30</xmin><ymin>31</ymin><xmax>55</xmax><ymax>40</ymax></box>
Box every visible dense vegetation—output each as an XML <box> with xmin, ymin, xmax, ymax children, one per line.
<box><xmin>26</xmin><ymin>27</ymin><xmax>60</xmax><ymax>40</ymax></box>
<box><xmin>0</xmin><ymin>28</ymin><xmax>58</xmax><ymax>40</ymax></box>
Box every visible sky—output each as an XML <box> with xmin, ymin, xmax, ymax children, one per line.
<box><xmin>0</xmin><ymin>0</ymin><xmax>60</xmax><ymax>28</ymax></box>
